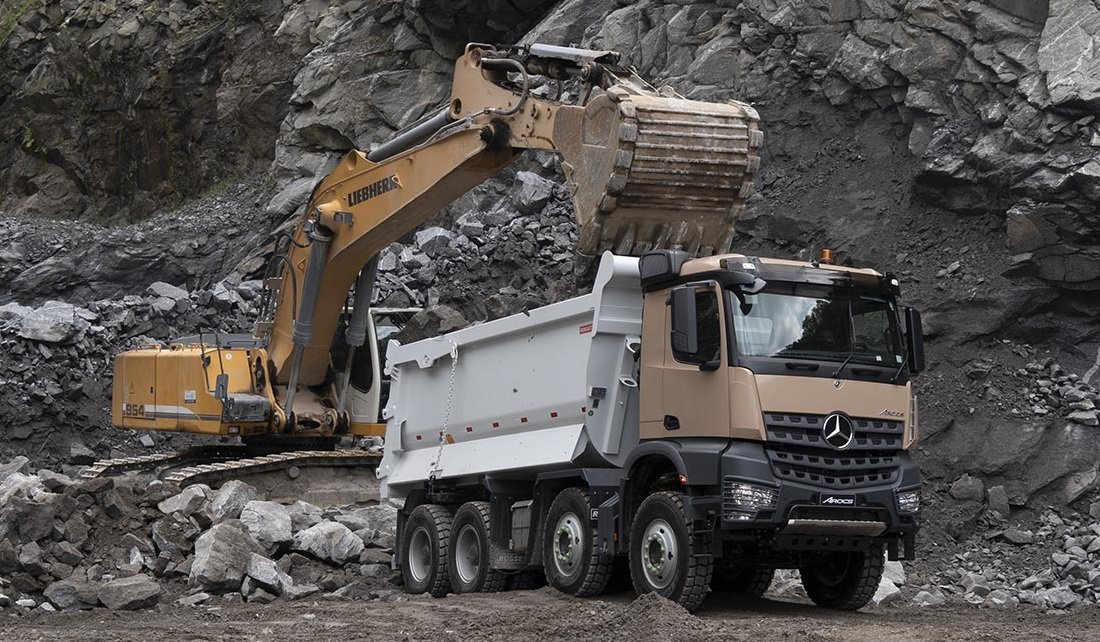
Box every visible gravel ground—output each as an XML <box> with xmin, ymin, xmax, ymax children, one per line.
<box><xmin>2</xmin><ymin>588</ymin><xmax>1098</xmax><ymax>642</ymax></box>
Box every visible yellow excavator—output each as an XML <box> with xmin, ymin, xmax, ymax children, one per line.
<box><xmin>103</xmin><ymin>43</ymin><xmax>762</xmax><ymax>478</ymax></box>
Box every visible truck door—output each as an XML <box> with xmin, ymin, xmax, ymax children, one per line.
<box><xmin>642</xmin><ymin>284</ymin><xmax>731</xmax><ymax>439</ymax></box>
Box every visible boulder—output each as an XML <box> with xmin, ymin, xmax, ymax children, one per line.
<box><xmin>246</xmin><ymin>553</ymin><xmax>292</xmax><ymax>594</ymax></box>
<box><xmin>1003</xmin><ymin>528</ymin><xmax>1035</xmax><ymax>545</ymax></box>
<box><xmin>0</xmin><ymin>456</ymin><xmax>31</xmax><ymax>482</ymax></box>
<box><xmin>151</xmin><ymin>513</ymin><xmax>200</xmax><ymax>558</ymax></box>
<box><xmin>43</xmin><ymin>579</ymin><xmax>98</xmax><ymax>611</ymax></box>
<box><xmin>17</xmin><ymin>542</ymin><xmax>46</xmax><ymax>575</ymax></box>
<box><xmin>209</xmin><ymin>480</ymin><xmax>258</xmax><ymax>523</ymax></box>
<box><xmin>949</xmin><ymin>474</ymin><xmax>985</xmax><ymax>502</ymax></box>
<box><xmin>414</xmin><ymin>227</ymin><xmax>455</xmax><ymax>257</ymax></box>
<box><xmin>292</xmin><ymin>521</ymin><xmax>364</xmax><ymax>565</ymax></box>
<box><xmin>190</xmin><ymin>520</ymin><xmax>262</xmax><ymax>591</ymax></box>
<box><xmin>176</xmin><ymin>592</ymin><xmax>211</xmax><ymax>606</ymax></box>
<box><xmin>17</xmin><ymin>302</ymin><xmax>93</xmax><ymax>343</ymax></box>
<box><xmin>512</xmin><ymin>171</ymin><xmax>553</xmax><ymax>214</ymax></box>
<box><xmin>98</xmin><ymin>575</ymin><xmax>161</xmax><ymax>610</ymax></box>
<box><xmin>240</xmin><ymin>501</ymin><xmax>293</xmax><ymax>552</ymax></box>
<box><xmin>287</xmin><ymin>501</ymin><xmax>323</xmax><ymax>532</ymax></box>
<box><xmin>146</xmin><ymin>282</ymin><xmax>189</xmax><ymax>301</ymax></box>
<box><xmin>987</xmin><ymin>485</ymin><xmax>1011</xmax><ymax>518</ymax></box>
<box><xmin>51</xmin><ymin>541</ymin><xmax>85</xmax><ymax>566</ymax></box>
<box><xmin>158</xmin><ymin>484</ymin><xmax>211</xmax><ymax>517</ymax></box>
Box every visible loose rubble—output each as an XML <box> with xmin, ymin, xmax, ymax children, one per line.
<box><xmin>0</xmin><ymin>460</ymin><xmax>400</xmax><ymax>614</ymax></box>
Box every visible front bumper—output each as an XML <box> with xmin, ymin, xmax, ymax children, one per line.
<box><xmin>681</xmin><ymin>440</ymin><xmax>920</xmax><ymax>557</ymax></box>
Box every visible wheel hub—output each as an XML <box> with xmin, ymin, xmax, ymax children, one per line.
<box><xmin>408</xmin><ymin>526</ymin><xmax>432</xmax><ymax>583</ymax></box>
<box><xmin>553</xmin><ymin>513</ymin><xmax>584</xmax><ymax>578</ymax></box>
<box><xmin>454</xmin><ymin>524</ymin><xmax>482</xmax><ymax>584</ymax></box>
<box><xmin>640</xmin><ymin>518</ymin><xmax>677</xmax><ymax>590</ymax></box>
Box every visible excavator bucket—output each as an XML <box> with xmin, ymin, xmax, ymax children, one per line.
<box><xmin>558</xmin><ymin>90</ymin><xmax>762</xmax><ymax>258</ymax></box>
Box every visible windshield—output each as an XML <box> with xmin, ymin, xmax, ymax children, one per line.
<box><xmin>727</xmin><ymin>283</ymin><xmax>903</xmax><ymax>367</ymax></box>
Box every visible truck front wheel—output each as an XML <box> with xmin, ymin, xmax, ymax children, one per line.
<box><xmin>542</xmin><ymin>487</ymin><xmax>612</xmax><ymax>596</ymax></box>
<box><xmin>629</xmin><ymin>491</ymin><xmax>713</xmax><ymax>612</ymax></box>
<box><xmin>448</xmin><ymin>501</ymin><xmax>507</xmax><ymax>593</ymax></box>
<box><xmin>401</xmin><ymin>504</ymin><xmax>453</xmax><ymax>597</ymax></box>
<box><xmin>799</xmin><ymin>543</ymin><xmax>884</xmax><ymax>610</ymax></box>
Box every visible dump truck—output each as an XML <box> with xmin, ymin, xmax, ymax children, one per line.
<box><xmin>379</xmin><ymin>250</ymin><xmax>925</xmax><ymax>611</ymax></box>
<box><xmin>98</xmin><ymin>42</ymin><xmax>762</xmax><ymax>482</ymax></box>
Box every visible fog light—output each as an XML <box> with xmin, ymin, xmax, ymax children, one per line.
<box><xmin>723</xmin><ymin>479</ymin><xmax>778</xmax><ymax>520</ymax></box>
<box><xmin>897</xmin><ymin>489</ymin><xmax>920</xmax><ymax>513</ymax></box>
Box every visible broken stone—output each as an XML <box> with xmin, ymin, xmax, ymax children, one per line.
<box><xmin>512</xmin><ymin>171</ymin><xmax>553</xmax><ymax>214</ymax></box>
<box><xmin>987</xmin><ymin>485</ymin><xmax>1011</xmax><ymax>518</ymax></box>
<box><xmin>949</xmin><ymin>474</ymin><xmax>985</xmax><ymax>502</ymax></box>
<box><xmin>292</xmin><ymin>521</ymin><xmax>365</xmax><ymax>565</ymax></box>
<box><xmin>239</xmin><ymin>501</ymin><xmax>293</xmax><ymax>552</ymax></box>
<box><xmin>158</xmin><ymin>484</ymin><xmax>211</xmax><ymax>517</ymax></box>
<box><xmin>17</xmin><ymin>302</ymin><xmax>93</xmax><ymax>343</ymax></box>
<box><xmin>1003</xmin><ymin>528</ymin><xmax>1035</xmax><ymax>545</ymax></box>
<box><xmin>146</xmin><ymin>282</ymin><xmax>189</xmax><ymax>301</ymax></box>
<box><xmin>246</xmin><ymin>552</ymin><xmax>292</xmax><ymax>594</ymax></box>
<box><xmin>98</xmin><ymin>575</ymin><xmax>161</xmax><ymax>610</ymax></box>
<box><xmin>176</xmin><ymin>592</ymin><xmax>210</xmax><ymax>607</ymax></box>
<box><xmin>208</xmin><ymin>480</ymin><xmax>258</xmax><ymax>523</ymax></box>
<box><xmin>189</xmin><ymin>520</ymin><xmax>262</xmax><ymax>591</ymax></box>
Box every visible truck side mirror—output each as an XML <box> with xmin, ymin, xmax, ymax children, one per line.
<box><xmin>670</xmin><ymin>287</ymin><xmax>699</xmax><ymax>357</ymax></box>
<box><xmin>905</xmin><ymin>307</ymin><xmax>925</xmax><ymax>374</ymax></box>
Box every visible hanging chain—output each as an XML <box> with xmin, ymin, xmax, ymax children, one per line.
<box><xmin>428</xmin><ymin>340</ymin><xmax>459</xmax><ymax>482</ymax></box>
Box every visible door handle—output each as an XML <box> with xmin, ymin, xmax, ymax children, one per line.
<box><xmin>663</xmin><ymin>415</ymin><xmax>680</xmax><ymax>431</ymax></box>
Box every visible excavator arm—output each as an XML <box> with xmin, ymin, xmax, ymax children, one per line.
<box><xmin>112</xmin><ymin>43</ymin><xmax>762</xmax><ymax>439</ymax></box>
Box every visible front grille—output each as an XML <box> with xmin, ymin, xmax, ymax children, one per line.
<box><xmin>764</xmin><ymin>413</ymin><xmax>903</xmax><ymax>490</ymax></box>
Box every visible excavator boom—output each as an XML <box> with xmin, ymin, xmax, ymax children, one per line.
<box><xmin>111</xmin><ymin>43</ymin><xmax>763</xmax><ymax>439</ymax></box>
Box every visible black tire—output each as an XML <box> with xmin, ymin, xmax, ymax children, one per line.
<box><xmin>711</xmin><ymin>564</ymin><xmax>774</xmax><ymax>596</ymax></box>
<box><xmin>400</xmin><ymin>504</ymin><xmax>452</xmax><ymax>597</ymax></box>
<box><xmin>799</xmin><ymin>543</ymin><xmax>884</xmax><ymax>610</ymax></box>
<box><xmin>542</xmin><ymin>487</ymin><xmax>612</xmax><ymax>596</ymax></box>
<box><xmin>448</xmin><ymin>502</ymin><xmax>507</xmax><ymax>593</ymax></box>
<box><xmin>507</xmin><ymin>570</ymin><xmax>546</xmax><ymax>591</ymax></box>
<box><xmin>629</xmin><ymin>491</ymin><xmax>713</xmax><ymax>612</ymax></box>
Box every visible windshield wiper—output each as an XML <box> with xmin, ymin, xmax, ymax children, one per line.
<box><xmin>890</xmin><ymin>355</ymin><xmax>908</xmax><ymax>384</ymax></box>
<box><xmin>831</xmin><ymin>351</ymin><xmax>855</xmax><ymax>379</ymax></box>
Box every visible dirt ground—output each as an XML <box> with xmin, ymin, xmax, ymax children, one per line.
<box><xmin>3</xmin><ymin>587</ymin><xmax>1098</xmax><ymax>642</ymax></box>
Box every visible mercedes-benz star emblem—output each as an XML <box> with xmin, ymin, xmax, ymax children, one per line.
<box><xmin>822</xmin><ymin>413</ymin><xmax>855</xmax><ymax>450</ymax></box>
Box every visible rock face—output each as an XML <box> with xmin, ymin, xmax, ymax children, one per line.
<box><xmin>1039</xmin><ymin>0</ymin><xmax>1100</xmax><ymax>109</ymax></box>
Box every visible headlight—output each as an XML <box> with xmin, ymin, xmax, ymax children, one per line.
<box><xmin>723</xmin><ymin>480</ymin><xmax>778</xmax><ymax>520</ymax></box>
<box><xmin>897</xmin><ymin>489</ymin><xmax>920</xmax><ymax>513</ymax></box>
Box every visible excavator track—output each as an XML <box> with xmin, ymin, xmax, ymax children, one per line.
<box><xmin>161</xmin><ymin>450</ymin><xmax>380</xmax><ymax>487</ymax></box>
<box><xmin>79</xmin><ymin>444</ymin><xmax>251</xmax><ymax>479</ymax></box>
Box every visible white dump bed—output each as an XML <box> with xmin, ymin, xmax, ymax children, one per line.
<box><xmin>378</xmin><ymin>253</ymin><xmax>643</xmax><ymax>500</ymax></box>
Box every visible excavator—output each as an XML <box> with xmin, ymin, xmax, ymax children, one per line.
<box><xmin>91</xmin><ymin>43</ymin><xmax>762</xmax><ymax>484</ymax></box>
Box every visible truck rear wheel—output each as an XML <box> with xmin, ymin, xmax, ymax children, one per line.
<box><xmin>711</xmin><ymin>564</ymin><xmax>774</xmax><ymax>596</ymax></box>
<box><xmin>542</xmin><ymin>487</ymin><xmax>612</xmax><ymax>596</ymax></box>
<box><xmin>448</xmin><ymin>501</ymin><xmax>507</xmax><ymax>594</ymax></box>
<box><xmin>799</xmin><ymin>543</ymin><xmax>884</xmax><ymax>610</ymax></box>
<box><xmin>629</xmin><ymin>491</ymin><xmax>713</xmax><ymax>612</ymax></box>
<box><xmin>401</xmin><ymin>504</ymin><xmax>452</xmax><ymax>597</ymax></box>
